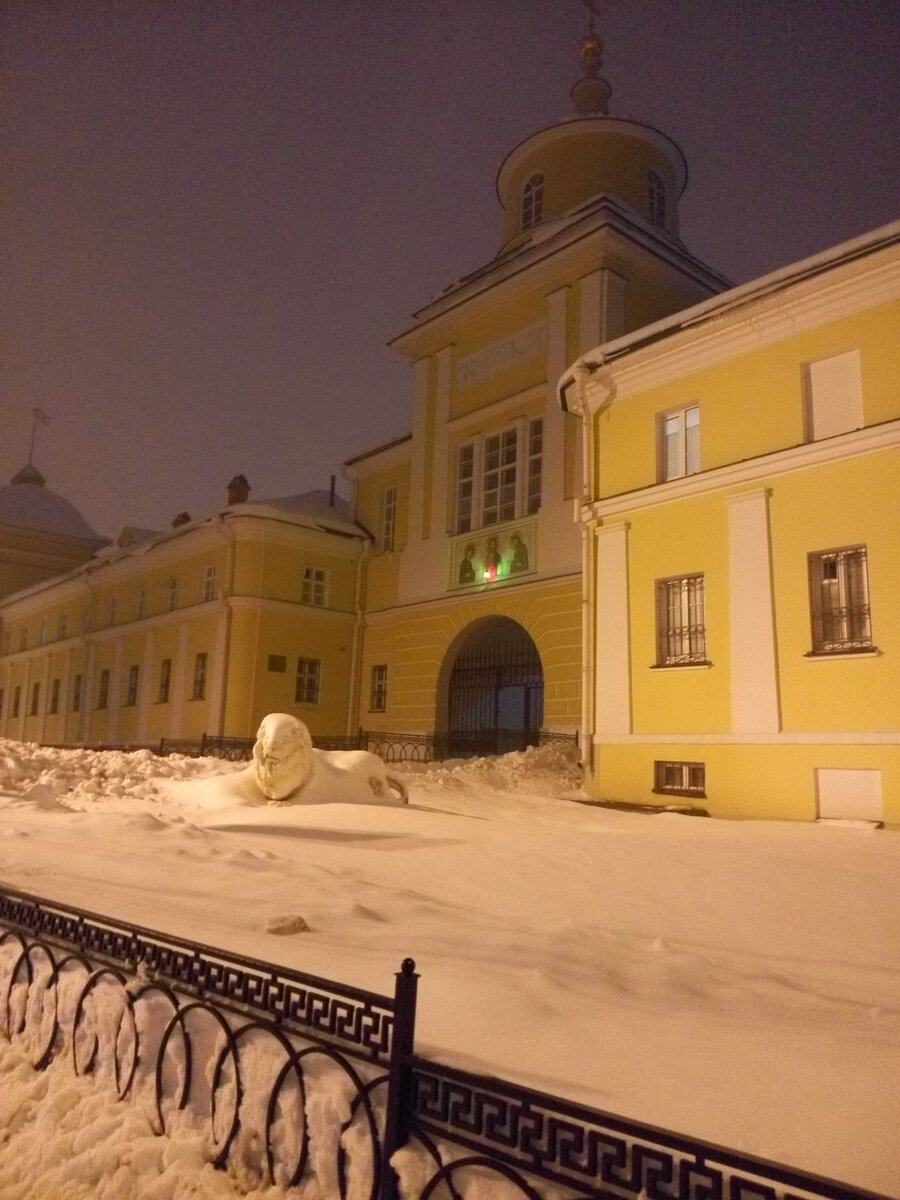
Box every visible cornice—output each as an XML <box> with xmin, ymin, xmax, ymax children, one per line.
<box><xmin>597</xmin><ymin>731</ymin><xmax>900</xmax><ymax>745</ymax></box>
<box><xmin>583</xmin><ymin>420</ymin><xmax>900</xmax><ymax>521</ymax></box>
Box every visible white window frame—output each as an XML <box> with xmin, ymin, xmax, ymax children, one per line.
<box><xmin>455</xmin><ymin>418</ymin><xmax>543</xmax><ymax>534</ymax></box>
<box><xmin>203</xmin><ymin>565</ymin><xmax>217</xmax><ymax>603</ymax></box>
<box><xmin>369</xmin><ymin>664</ymin><xmax>388</xmax><ymax>712</ymax></box>
<box><xmin>654</xmin><ymin>760</ymin><xmax>705</xmax><ymax>797</ymax></box>
<box><xmin>660</xmin><ymin>405</ymin><xmax>700</xmax><ymax>481</ymax></box>
<box><xmin>301</xmin><ymin>567</ymin><xmax>327</xmax><ymax>607</ymax></box>
<box><xmin>134</xmin><ymin>589</ymin><xmax>146</xmax><ymax>621</ymax></box>
<box><xmin>382</xmin><ymin>487</ymin><xmax>397</xmax><ymax>552</ymax></box>
<box><xmin>808</xmin><ymin>545</ymin><xmax>873</xmax><ymax>654</ymax></box>
<box><xmin>166</xmin><ymin>577</ymin><xmax>178</xmax><ymax>613</ymax></box>
<box><xmin>158</xmin><ymin>658</ymin><xmax>172</xmax><ymax>703</ymax></box>
<box><xmin>521</xmin><ymin>173</ymin><xmax>544</xmax><ymax>231</ymax></box>
<box><xmin>296</xmin><ymin>657</ymin><xmax>321</xmax><ymax>705</ymax></box>
<box><xmin>191</xmin><ymin>652</ymin><xmax>208</xmax><ymax>701</ymax></box>
<box><xmin>656</xmin><ymin>574</ymin><xmax>707</xmax><ymax>665</ymax></box>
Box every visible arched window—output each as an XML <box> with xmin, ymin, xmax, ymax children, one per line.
<box><xmin>648</xmin><ymin>170</ymin><xmax>667</xmax><ymax>228</ymax></box>
<box><xmin>521</xmin><ymin>174</ymin><xmax>544</xmax><ymax>231</ymax></box>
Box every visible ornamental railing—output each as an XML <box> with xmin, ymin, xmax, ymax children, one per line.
<box><xmin>0</xmin><ymin>884</ymin><xmax>889</xmax><ymax>1200</ymax></box>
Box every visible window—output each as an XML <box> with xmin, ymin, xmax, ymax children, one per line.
<box><xmin>661</xmin><ymin>405</ymin><xmax>699</xmax><ymax>481</ymax></box>
<box><xmin>191</xmin><ymin>652</ymin><xmax>207</xmax><ymax>701</ymax></box>
<box><xmin>49</xmin><ymin>678</ymin><xmax>60</xmax><ymax>715</ymax></box>
<box><xmin>158</xmin><ymin>659</ymin><xmax>171</xmax><ymax>703</ymax></box>
<box><xmin>107</xmin><ymin>597</ymin><xmax>117</xmax><ymax>626</ymax></box>
<box><xmin>302</xmin><ymin>567</ymin><xmax>327</xmax><ymax>607</ymax></box>
<box><xmin>19</xmin><ymin>628</ymin><xmax>27</xmax><ymax>651</ymax></box>
<box><xmin>808</xmin><ymin>546</ymin><xmax>872</xmax><ymax>654</ymax></box>
<box><xmin>38</xmin><ymin>620</ymin><xmax>46</xmax><ymax>646</ymax></box>
<box><xmin>455</xmin><ymin>419</ymin><xmax>543</xmax><ymax>534</ymax></box>
<box><xmin>456</xmin><ymin>444</ymin><xmax>475</xmax><ymax>534</ymax></box>
<box><xmin>12</xmin><ymin>686</ymin><xmax>21</xmax><ymax>718</ymax></box>
<box><xmin>126</xmin><ymin>664</ymin><xmax>140</xmax><ymax>706</ymax></box>
<box><xmin>267</xmin><ymin>654</ymin><xmax>287</xmax><ymax>673</ymax></box>
<box><xmin>382</xmin><ymin>487</ymin><xmax>397</xmax><ymax>551</ymax></box>
<box><xmin>526</xmin><ymin>418</ymin><xmax>543</xmax><ymax>515</ymax></box>
<box><xmin>805</xmin><ymin>349</ymin><xmax>862</xmax><ymax>441</ymax></box>
<box><xmin>166</xmin><ymin>577</ymin><xmax>178</xmax><ymax>612</ymax></box>
<box><xmin>58</xmin><ymin>612</ymin><xmax>67</xmax><ymax>640</ymax></box>
<box><xmin>483</xmin><ymin>429</ymin><xmax>518</xmax><ymax>526</ymax></box>
<box><xmin>97</xmin><ymin>669</ymin><xmax>110</xmax><ymax>709</ymax></box>
<box><xmin>521</xmin><ymin>173</ymin><xmax>544</xmax><ymax>231</ymax></box>
<box><xmin>72</xmin><ymin>675</ymin><xmax>82</xmax><ymax>713</ymax></box>
<box><xmin>295</xmin><ymin>657</ymin><xmax>320</xmax><ymax>705</ymax></box>
<box><xmin>654</xmin><ymin>760</ymin><xmax>705</xmax><ymax>797</ymax></box>
<box><xmin>0</xmin><ymin>688</ymin><xmax>3</xmax><ymax>716</ymax></box>
<box><xmin>648</xmin><ymin>170</ymin><xmax>667</xmax><ymax>228</ymax></box>
<box><xmin>203</xmin><ymin>565</ymin><xmax>217</xmax><ymax>603</ymax></box>
<box><xmin>29</xmin><ymin>682</ymin><xmax>40</xmax><ymax>717</ymax></box>
<box><xmin>656</xmin><ymin>574</ymin><xmax>707</xmax><ymax>665</ymax></box>
<box><xmin>135</xmin><ymin>589</ymin><xmax>146</xmax><ymax>621</ymax></box>
<box><xmin>370</xmin><ymin>664</ymin><xmax>388</xmax><ymax>712</ymax></box>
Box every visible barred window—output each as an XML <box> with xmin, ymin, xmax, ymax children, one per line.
<box><xmin>808</xmin><ymin>546</ymin><xmax>872</xmax><ymax>654</ymax></box>
<box><xmin>158</xmin><ymin>658</ymin><xmax>172</xmax><ymax>703</ymax></box>
<box><xmin>12</xmin><ymin>686</ymin><xmax>21</xmax><ymax>717</ymax></box>
<box><xmin>661</xmin><ymin>405</ymin><xmax>699</xmax><ymax>481</ymax></box>
<box><xmin>29</xmin><ymin>682</ymin><xmax>40</xmax><ymax>717</ymax></box>
<box><xmin>656</xmin><ymin>574</ymin><xmax>707</xmax><ymax>665</ymax></box>
<box><xmin>382</xmin><ymin>487</ymin><xmax>397</xmax><ymax>551</ymax></box>
<box><xmin>521</xmin><ymin>174</ymin><xmax>544</xmax><ymax>231</ymax></box>
<box><xmin>302</xmin><ymin>567</ymin><xmax>327</xmax><ymax>607</ymax></box>
<box><xmin>191</xmin><ymin>652</ymin><xmax>207</xmax><ymax>701</ymax></box>
<box><xmin>654</xmin><ymin>760</ymin><xmax>705</xmax><ymax>797</ymax></box>
<box><xmin>97</xmin><ymin>669</ymin><xmax>110</xmax><ymax>710</ymax></box>
<box><xmin>126</xmin><ymin>664</ymin><xmax>140</xmax><ymax>706</ymax></box>
<box><xmin>369</xmin><ymin>664</ymin><xmax>388</xmax><ymax>712</ymax></box>
<box><xmin>49</xmin><ymin>678</ymin><xmax>60</xmax><ymax>715</ymax></box>
<box><xmin>648</xmin><ymin>170</ymin><xmax>667</xmax><ymax>228</ymax></box>
<box><xmin>296</xmin><ymin>657</ymin><xmax>321</xmax><ymax>705</ymax></box>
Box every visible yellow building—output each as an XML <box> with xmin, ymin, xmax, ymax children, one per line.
<box><xmin>344</xmin><ymin>29</ymin><xmax>728</xmax><ymax>753</ymax></box>
<box><xmin>560</xmin><ymin>221</ymin><xmax>900</xmax><ymax>824</ymax></box>
<box><xmin>0</xmin><ymin>478</ymin><xmax>368</xmax><ymax>746</ymax></box>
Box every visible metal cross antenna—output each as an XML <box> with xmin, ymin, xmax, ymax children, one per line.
<box><xmin>28</xmin><ymin>407</ymin><xmax>49</xmax><ymax>465</ymax></box>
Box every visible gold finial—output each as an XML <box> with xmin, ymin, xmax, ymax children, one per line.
<box><xmin>571</xmin><ymin>0</ymin><xmax>611</xmax><ymax>116</ymax></box>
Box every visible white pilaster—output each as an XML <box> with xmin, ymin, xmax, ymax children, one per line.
<box><xmin>108</xmin><ymin>638</ymin><xmax>124</xmax><ymax>742</ymax></box>
<box><xmin>578</xmin><ymin>268</ymin><xmax>627</xmax><ymax>353</ymax></box>
<box><xmin>208</xmin><ymin>612</ymin><xmax>229</xmax><ymax>735</ymax></box>
<box><xmin>543</xmin><ymin>287</ymin><xmax>570</xmax><ymax>506</ymax></box>
<box><xmin>171</xmin><ymin>626</ymin><xmax>189</xmax><ymax>737</ymax></box>
<box><xmin>594</xmin><ymin>522</ymin><xmax>632</xmax><ymax>737</ymax></box>
<box><xmin>431</xmin><ymin>347</ymin><xmax>453</xmax><ymax>537</ymax></box>
<box><xmin>408</xmin><ymin>357</ymin><xmax>431</xmax><ymax>542</ymax></box>
<box><xmin>728</xmin><ymin>489</ymin><xmax>781</xmax><ymax>732</ymax></box>
<box><xmin>138</xmin><ymin>631</ymin><xmax>154</xmax><ymax>740</ymax></box>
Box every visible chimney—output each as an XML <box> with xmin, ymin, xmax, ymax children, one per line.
<box><xmin>172</xmin><ymin>511</ymin><xmax>191</xmax><ymax>527</ymax></box>
<box><xmin>227</xmin><ymin>474</ymin><xmax>250</xmax><ymax>505</ymax></box>
<box><xmin>329</xmin><ymin>475</ymin><xmax>336</xmax><ymax>507</ymax></box>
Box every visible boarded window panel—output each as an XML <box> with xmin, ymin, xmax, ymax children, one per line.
<box><xmin>816</xmin><ymin>768</ymin><xmax>882</xmax><ymax>822</ymax></box>
<box><xmin>807</xmin><ymin>349</ymin><xmax>862</xmax><ymax>441</ymax></box>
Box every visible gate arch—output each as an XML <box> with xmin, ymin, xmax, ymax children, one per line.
<box><xmin>437</xmin><ymin>617</ymin><xmax>543</xmax><ymax>757</ymax></box>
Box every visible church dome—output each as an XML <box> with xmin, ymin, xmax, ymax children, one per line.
<box><xmin>0</xmin><ymin>465</ymin><xmax>105</xmax><ymax>544</ymax></box>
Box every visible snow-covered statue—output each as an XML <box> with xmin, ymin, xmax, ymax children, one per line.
<box><xmin>252</xmin><ymin>713</ymin><xmax>408</xmax><ymax>805</ymax></box>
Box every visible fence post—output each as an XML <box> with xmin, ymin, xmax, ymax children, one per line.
<box><xmin>380</xmin><ymin>957</ymin><xmax>419</xmax><ymax>1200</ymax></box>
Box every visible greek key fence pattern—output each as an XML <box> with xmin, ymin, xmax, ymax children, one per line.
<box><xmin>405</xmin><ymin>1061</ymin><xmax>888</xmax><ymax>1200</ymax></box>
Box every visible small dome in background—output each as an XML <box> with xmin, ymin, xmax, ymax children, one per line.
<box><xmin>0</xmin><ymin>465</ymin><xmax>106</xmax><ymax>544</ymax></box>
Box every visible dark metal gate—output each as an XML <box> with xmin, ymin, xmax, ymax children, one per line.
<box><xmin>447</xmin><ymin>619</ymin><xmax>543</xmax><ymax>757</ymax></box>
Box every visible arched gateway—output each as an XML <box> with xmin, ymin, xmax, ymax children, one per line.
<box><xmin>438</xmin><ymin>617</ymin><xmax>543</xmax><ymax>757</ymax></box>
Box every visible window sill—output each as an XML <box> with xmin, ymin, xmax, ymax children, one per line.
<box><xmin>652</xmin><ymin>788</ymin><xmax>707</xmax><ymax>800</ymax></box>
<box><xmin>649</xmin><ymin>661</ymin><xmax>713</xmax><ymax>671</ymax></box>
<box><xmin>804</xmin><ymin>648</ymin><xmax>880</xmax><ymax>660</ymax></box>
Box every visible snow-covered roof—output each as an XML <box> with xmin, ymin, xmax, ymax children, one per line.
<box><xmin>230</xmin><ymin>490</ymin><xmax>364</xmax><ymax>539</ymax></box>
<box><xmin>0</xmin><ymin>467</ymin><xmax>107</xmax><ymax>544</ymax></box>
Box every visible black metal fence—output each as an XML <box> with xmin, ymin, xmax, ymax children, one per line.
<box><xmin>0</xmin><ymin>884</ymin><xmax>888</xmax><ymax>1200</ymax></box>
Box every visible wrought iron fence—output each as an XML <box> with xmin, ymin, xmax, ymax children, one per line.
<box><xmin>0</xmin><ymin>883</ymin><xmax>888</xmax><ymax>1200</ymax></box>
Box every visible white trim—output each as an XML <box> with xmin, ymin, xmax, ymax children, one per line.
<box><xmin>595</xmin><ymin>731</ymin><xmax>900</xmax><ymax>745</ymax></box>
<box><xmin>727</xmin><ymin>490</ymin><xmax>781</xmax><ymax>732</ymax></box>
<box><xmin>582</xmin><ymin>420</ymin><xmax>900</xmax><ymax>521</ymax></box>
<box><xmin>594</xmin><ymin>522</ymin><xmax>631</xmax><ymax>736</ymax></box>
<box><xmin>446</xmin><ymin>384</ymin><xmax>544</xmax><ymax>434</ymax></box>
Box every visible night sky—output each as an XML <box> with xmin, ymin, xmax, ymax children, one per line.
<box><xmin>3</xmin><ymin>1</ymin><xmax>899</xmax><ymax>539</ymax></box>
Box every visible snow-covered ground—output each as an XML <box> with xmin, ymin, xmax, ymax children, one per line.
<box><xmin>0</xmin><ymin>738</ymin><xmax>898</xmax><ymax>1199</ymax></box>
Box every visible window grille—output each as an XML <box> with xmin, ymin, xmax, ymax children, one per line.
<box><xmin>521</xmin><ymin>174</ymin><xmax>544</xmax><ymax>231</ymax></box>
<box><xmin>191</xmin><ymin>653</ymin><xmax>207</xmax><ymax>701</ymax></box>
<box><xmin>370</xmin><ymin>664</ymin><xmax>388</xmax><ymax>712</ymax></box>
<box><xmin>662</xmin><ymin>406</ymin><xmax>699</xmax><ymax>480</ymax></box>
<box><xmin>648</xmin><ymin>170</ymin><xmax>667</xmax><ymax>228</ymax></box>
<box><xmin>654</xmin><ymin>760</ymin><xmax>705</xmax><ymax>796</ymax></box>
<box><xmin>158</xmin><ymin>659</ymin><xmax>171</xmax><ymax>703</ymax></box>
<box><xmin>382</xmin><ymin>487</ymin><xmax>397</xmax><ymax>551</ymax></box>
<box><xmin>126</xmin><ymin>664</ymin><xmax>140</xmax><ymax>706</ymax></box>
<box><xmin>302</xmin><ymin>567</ymin><xmax>327</xmax><ymax>607</ymax></box>
<box><xmin>656</xmin><ymin>575</ymin><xmax>707</xmax><ymax>665</ymax></box>
<box><xmin>295</xmin><ymin>657</ymin><xmax>321</xmax><ymax>705</ymax></box>
<box><xmin>808</xmin><ymin>546</ymin><xmax>872</xmax><ymax>653</ymax></box>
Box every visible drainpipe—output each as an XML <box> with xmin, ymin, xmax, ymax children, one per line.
<box><xmin>346</xmin><ymin>538</ymin><xmax>372</xmax><ymax>737</ymax></box>
<box><xmin>214</xmin><ymin>514</ymin><xmax>237</xmax><ymax>736</ymax></box>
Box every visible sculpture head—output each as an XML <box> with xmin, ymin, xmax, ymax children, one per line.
<box><xmin>253</xmin><ymin>713</ymin><xmax>314</xmax><ymax>800</ymax></box>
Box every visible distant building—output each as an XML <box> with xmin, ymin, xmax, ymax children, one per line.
<box><xmin>559</xmin><ymin>221</ymin><xmax>900</xmax><ymax>823</ymax></box>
